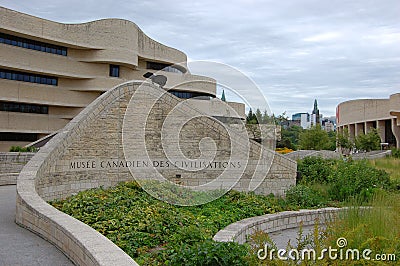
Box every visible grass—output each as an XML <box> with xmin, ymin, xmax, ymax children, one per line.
<box><xmin>321</xmin><ymin>191</ymin><xmax>400</xmax><ymax>264</ymax></box>
<box><xmin>369</xmin><ymin>157</ymin><xmax>400</xmax><ymax>181</ymax></box>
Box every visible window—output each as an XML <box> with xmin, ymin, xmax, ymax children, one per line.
<box><xmin>0</xmin><ymin>132</ymin><xmax>38</xmax><ymax>142</ymax></box>
<box><xmin>0</xmin><ymin>69</ymin><xmax>58</xmax><ymax>86</ymax></box>
<box><xmin>109</xmin><ymin>64</ymin><xmax>120</xmax><ymax>77</ymax></box>
<box><xmin>0</xmin><ymin>101</ymin><xmax>49</xmax><ymax>114</ymax></box>
<box><xmin>168</xmin><ymin>90</ymin><xmax>212</xmax><ymax>100</ymax></box>
<box><xmin>146</xmin><ymin>61</ymin><xmax>184</xmax><ymax>74</ymax></box>
<box><xmin>0</xmin><ymin>32</ymin><xmax>67</xmax><ymax>56</ymax></box>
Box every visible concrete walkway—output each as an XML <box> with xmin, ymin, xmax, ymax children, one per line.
<box><xmin>269</xmin><ymin>225</ymin><xmax>315</xmax><ymax>249</ymax></box>
<box><xmin>0</xmin><ymin>185</ymin><xmax>73</xmax><ymax>266</ymax></box>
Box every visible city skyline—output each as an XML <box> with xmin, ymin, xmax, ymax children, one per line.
<box><xmin>1</xmin><ymin>0</ymin><xmax>399</xmax><ymax>116</ymax></box>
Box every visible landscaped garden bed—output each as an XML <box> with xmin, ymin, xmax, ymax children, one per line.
<box><xmin>50</xmin><ymin>155</ymin><xmax>400</xmax><ymax>265</ymax></box>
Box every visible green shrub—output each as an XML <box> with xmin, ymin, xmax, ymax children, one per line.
<box><xmin>391</xmin><ymin>148</ymin><xmax>400</xmax><ymax>158</ymax></box>
<box><xmin>285</xmin><ymin>184</ymin><xmax>326</xmax><ymax>208</ymax></box>
<box><xmin>9</xmin><ymin>146</ymin><xmax>37</xmax><ymax>152</ymax></box>
<box><xmin>297</xmin><ymin>156</ymin><xmax>336</xmax><ymax>184</ymax></box>
<box><xmin>169</xmin><ymin>240</ymin><xmax>248</xmax><ymax>266</ymax></box>
<box><xmin>328</xmin><ymin>160</ymin><xmax>391</xmax><ymax>201</ymax></box>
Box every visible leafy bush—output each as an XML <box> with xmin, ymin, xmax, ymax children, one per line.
<box><xmin>328</xmin><ymin>160</ymin><xmax>391</xmax><ymax>201</ymax></box>
<box><xmin>297</xmin><ymin>156</ymin><xmax>336</xmax><ymax>184</ymax></box>
<box><xmin>354</xmin><ymin>128</ymin><xmax>381</xmax><ymax>152</ymax></box>
<box><xmin>285</xmin><ymin>185</ymin><xmax>326</xmax><ymax>208</ymax></box>
<box><xmin>9</xmin><ymin>145</ymin><xmax>37</xmax><ymax>152</ymax></box>
<box><xmin>391</xmin><ymin>148</ymin><xmax>400</xmax><ymax>158</ymax></box>
<box><xmin>169</xmin><ymin>240</ymin><xmax>248</xmax><ymax>266</ymax></box>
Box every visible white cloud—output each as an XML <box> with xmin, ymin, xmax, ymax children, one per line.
<box><xmin>303</xmin><ymin>32</ymin><xmax>342</xmax><ymax>42</ymax></box>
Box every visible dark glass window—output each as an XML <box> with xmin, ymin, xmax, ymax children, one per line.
<box><xmin>0</xmin><ymin>132</ymin><xmax>38</xmax><ymax>142</ymax></box>
<box><xmin>0</xmin><ymin>32</ymin><xmax>67</xmax><ymax>56</ymax></box>
<box><xmin>109</xmin><ymin>64</ymin><xmax>120</xmax><ymax>77</ymax></box>
<box><xmin>0</xmin><ymin>101</ymin><xmax>49</xmax><ymax>114</ymax></box>
<box><xmin>168</xmin><ymin>90</ymin><xmax>212</xmax><ymax>100</ymax></box>
<box><xmin>146</xmin><ymin>61</ymin><xmax>183</xmax><ymax>73</ymax></box>
<box><xmin>0</xmin><ymin>69</ymin><xmax>58</xmax><ymax>86</ymax></box>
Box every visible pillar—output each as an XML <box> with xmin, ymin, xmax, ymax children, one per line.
<box><xmin>377</xmin><ymin>120</ymin><xmax>385</xmax><ymax>143</ymax></box>
<box><xmin>392</xmin><ymin>118</ymin><xmax>400</xmax><ymax>148</ymax></box>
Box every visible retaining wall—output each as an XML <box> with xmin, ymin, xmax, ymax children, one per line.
<box><xmin>213</xmin><ymin>207</ymin><xmax>341</xmax><ymax>244</ymax></box>
<box><xmin>0</xmin><ymin>152</ymin><xmax>35</xmax><ymax>185</ymax></box>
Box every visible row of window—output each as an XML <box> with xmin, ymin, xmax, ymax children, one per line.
<box><xmin>0</xmin><ymin>69</ymin><xmax>58</xmax><ymax>86</ymax></box>
<box><xmin>168</xmin><ymin>90</ymin><xmax>211</xmax><ymax>99</ymax></box>
<box><xmin>0</xmin><ymin>101</ymin><xmax>49</xmax><ymax>114</ymax></box>
<box><xmin>0</xmin><ymin>32</ymin><xmax>67</xmax><ymax>56</ymax></box>
<box><xmin>146</xmin><ymin>61</ymin><xmax>183</xmax><ymax>74</ymax></box>
<box><xmin>0</xmin><ymin>132</ymin><xmax>38</xmax><ymax>142</ymax></box>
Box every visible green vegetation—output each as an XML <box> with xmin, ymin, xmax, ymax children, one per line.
<box><xmin>277</xmin><ymin>125</ymin><xmax>303</xmax><ymax>150</ymax></box>
<box><xmin>354</xmin><ymin>128</ymin><xmax>381</xmax><ymax>152</ymax></box>
<box><xmin>323</xmin><ymin>192</ymin><xmax>400</xmax><ymax>265</ymax></box>
<box><xmin>9</xmin><ymin>145</ymin><xmax>37</xmax><ymax>152</ymax></box>
<box><xmin>248</xmin><ymin>192</ymin><xmax>400</xmax><ymax>265</ymax></box>
<box><xmin>297</xmin><ymin>157</ymin><xmax>391</xmax><ymax>202</ymax></box>
<box><xmin>337</xmin><ymin>128</ymin><xmax>382</xmax><ymax>153</ymax></box>
<box><xmin>369</xmin><ymin>157</ymin><xmax>400</xmax><ymax>190</ymax></box>
<box><xmin>298</xmin><ymin>125</ymin><xmax>336</xmax><ymax>150</ymax></box>
<box><xmin>50</xmin><ymin>182</ymin><xmax>295</xmax><ymax>265</ymax></box>
<box><xmin>248</xmin><ymin>156</ymin><xmax>399</xmax><ymax>265</ymax></box>
<box><xmin>50</xmin><ymin>155</ymin><xmax>399</xmax><ymax>265</ymax></box>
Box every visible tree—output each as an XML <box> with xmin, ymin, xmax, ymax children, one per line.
<box><xmin>255</xmin><ymin>108</ymin><xmax>262</xmax><ymax>124</ymax></box>
<box><xmin>337</xmin><ymin>128</ymin><xmax>353</xmax><ymax>154</ymax></box>
<box><xmin>299</xmin><ymin>125</ymin><xmax>334</xmax><ymax>150</ymax></box>
<box><xmin>355</xmin><ymin>128</ymin><xmax>381</xmax><ymax>152</ymax></box>
<box><xmin>246</xmin><ymin>109</ymin><xmax>257</xmax><ymax>124</ymax></box>
<box><xmin>277</xmin><ymin>125</ymin><xmax>303</xmax><ymax>150</ymax></box>
<box><xmin>274</xmin><ymin>112</ymin><xmax>289</xmax><ymax>126</ymax></box>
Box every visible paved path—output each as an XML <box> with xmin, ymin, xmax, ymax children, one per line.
<box><xmin>0</xmin><ymin>185</ymin><xmax>73</xmax><ymax>266</ymax></box>
<box><xmin>269</xmin><ymin>225</ymin><xmax>316</xmax><ymax>249</ymax></box>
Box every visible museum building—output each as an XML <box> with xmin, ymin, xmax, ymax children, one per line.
<box><xmin>336</xmin><ymin>93</ymin><xmax>400</xmax><ymax>148</ymax></box>
<box><xmin>0</xmin><ymin>7</ymin><xmax>244</xmax><ymax>151</ymax></box>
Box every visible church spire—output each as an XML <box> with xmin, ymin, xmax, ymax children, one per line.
<box><xmin>312</xmin><ymin>99</ymin><xmax>320</xmax><ymax>125</ymax></box>
<box><xmin>313</xmin><ymin>99</ymin><xmax>318</xmax><ymax>114</ymax></box>
<box><xmin>221</xmin><ymin>90</ymin><xmax>226</xmax><ymax>102</ymax></box>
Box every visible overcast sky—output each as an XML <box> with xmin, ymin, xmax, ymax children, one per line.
<box><xmin>1</xmin><ymin>0</ymin><xmax>400</xmax><ymax>117</ymax></box>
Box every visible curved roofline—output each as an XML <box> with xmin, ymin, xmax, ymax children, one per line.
<box><xmin>0</xmin><ymin>6</ymin><xmax>187</xmax><ymax>61</ymax></box>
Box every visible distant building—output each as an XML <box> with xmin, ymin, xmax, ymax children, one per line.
<box><xmin>321</xmin><ymin>116</ymin><xmax>336</xmax><ymax>132</ymax></box>
<box><xmin>337</xmin><ymin>93</ymin><xmax>400</xmax><ymax>148</ymax></box>
<box><xmin>292</xmin><ymin>112</ymin><xmax>310</xmax><ymax>129</ymax></box>
<box><xmin>311</xmin><ymin>99</ymin><xmax>321</xmax><ymax>127</ymax></box>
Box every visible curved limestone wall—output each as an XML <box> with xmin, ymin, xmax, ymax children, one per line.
<box><xmin>16</xmin><ymin>80</ymin><xmax>296</xmax><ymax>265</ymax></box>
<box><xmin>213</xmin><ymin>208</ymin><xmax>341</xmax><ymax>244</ymax></box>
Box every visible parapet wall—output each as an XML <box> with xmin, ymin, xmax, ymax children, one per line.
<box><xmin>16</xmin><ymin>80</ymin><xmax>296</xmax><ymax>265</ymax></box>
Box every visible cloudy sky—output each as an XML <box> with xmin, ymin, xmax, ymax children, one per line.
<box><xmin>1</xmin><ymin>0</ymin><xmax>399</xmax><ymax>117</ymax></box>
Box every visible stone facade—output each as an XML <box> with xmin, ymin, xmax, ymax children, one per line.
<box><xmin>0</xmin><ymin>152</ymin><xmax>34</xmax><ymax>185</ymax></box>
